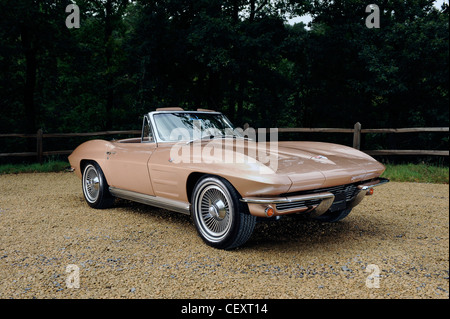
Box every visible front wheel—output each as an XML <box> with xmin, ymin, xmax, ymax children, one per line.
<box><xmin>191</xmin><ymin>176</ymin><xmax>256</xmax><ymax>250</ymax></box>
<box><xmin>82</xmin><ymin>162</ymin><xmax>115</xmax><ymax>209</ymax></box>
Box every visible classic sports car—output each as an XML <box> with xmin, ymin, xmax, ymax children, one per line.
<box><xmin>68</xmin><ymin>108</ymin><xmax>389</xmax><ymax>249</ymax></box>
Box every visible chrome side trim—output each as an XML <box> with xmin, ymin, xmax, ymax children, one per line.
<box><xmin>109</xmin><ymin>187</ymin><xmax>191</xmax><ymax>215</ymax></box>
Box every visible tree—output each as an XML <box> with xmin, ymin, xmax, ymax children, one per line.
<box><xmin>0</xmin><ymin>0</ymin><xmax>73</xmax><ymax>134</ymax></box>
<box><xmin>0</xmin><ymin>0</ymin><xmax>447</xmax><ymax>161</ymax></box>
<box><xmin>74</xmin><ymin>0</ymin><xmax>131</xmax><ymax>130</ymax></box>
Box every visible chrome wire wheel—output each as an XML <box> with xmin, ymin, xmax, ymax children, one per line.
<box><xmin>191</xmin><ymin>176</ymin><xmax>257</xmax><ymax>249</ymax></box>
<box><xmin>194</xmin><ymin>181</ymin><xmax>233</xmax><ymax>243</ymax></box>
<box><xmin>83</xmin><ymin>164</ymin><xmax>100</xmax><ymax>203</ymax></box>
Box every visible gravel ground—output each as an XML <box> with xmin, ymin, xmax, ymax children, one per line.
<box><xmin>0</xmin><ymin>172</ymin><xmax>448</xmax><ymax>299</ymax></box>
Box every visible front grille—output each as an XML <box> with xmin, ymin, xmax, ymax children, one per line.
<box><xmin>276</xmin><ymin>182</ymin><xmax>362</xmax><ymax>212</ymax></box>
<box><xmin>276</xmin><ymin>198</ymin><xmax>322</xmax><ymax>211</ymax></box>
<box><xmin>310</xmin><ymin>184</ymin><xmax>359</xmax><ymax>201</ymax></box>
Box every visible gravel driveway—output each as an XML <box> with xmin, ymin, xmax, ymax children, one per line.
<box><xmin>0</xmin><ymin>172</ymin><xmax>448</xmax><ymax>299</ymax></box>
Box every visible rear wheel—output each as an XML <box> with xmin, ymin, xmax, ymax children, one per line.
<box><xmin>191</xmin><ymin>176</ymin><xmax>256</xmax><ymax>250</ymax></box>
<box><xmin>312</xmin><ymin>208</ymin><xmax>352</xmax><ymax>223</ymax></box>
<box><xmin>82</xmin><ymin>162</ymin><xmax>115</xmax><ymax>209</ymax></box>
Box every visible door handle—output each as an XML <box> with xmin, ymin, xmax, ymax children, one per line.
<box><xmin>106</xmin><ymin>151</ymin><xmax>116</xmax><ymax>155</ymax></box>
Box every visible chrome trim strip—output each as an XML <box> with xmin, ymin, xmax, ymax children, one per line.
<box><xmin>240</xmin><ymin>192</ymin><xmax>335</xmax><ymax>204</ymax></box>
<box><xmin>358</xmin><ymin>178</ymin><xmax>390</xmax><ymax>190</ymax></box>
<box><xmin>109</xmin><ymin>187</ymin><xmax>191</xmax><ymax>215</ymax></box>
<box><xmin>241</xmin><ymin>192</ymin><xmax>335</xmax><ymax>218</ymax></box>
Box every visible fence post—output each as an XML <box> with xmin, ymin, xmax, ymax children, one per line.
<box><xmin>37</xmin><ymin>129</ymin><xmax>43</xmax><ymax>164</ymax></box>
<box><xmin>353</xmin><ymin>122</ymin><xmax>361</xmax><ymax>150</ymax></box>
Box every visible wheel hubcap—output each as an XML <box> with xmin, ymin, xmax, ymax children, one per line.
<box><xmin>83</xmin><ymin>165</ymin><xmax>100</xmax><ymax>203</ymax></box>
<box><xmin>196</xmin><ymin>183</ymin><xmax>233</xmax><ymax>242</ymax></box>
<box><xmin>208</xmin><ymin>199</ymin><xmax>227</xmax><ymax>220</ymax></box>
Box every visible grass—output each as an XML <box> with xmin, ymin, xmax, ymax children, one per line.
<box><xmin>381</xmin><ymin>163</ymin><xmax>449</xmax><ymax>184</ymax></box>
<box><xmin>0</xmin><ymin>160</ymin><xmax>448</xmax><ymax>184</ymax></box>
<box><xmin>0</xmin><ymin>160</ymin><xmax>70</xmax><ymax>175</ymax></box>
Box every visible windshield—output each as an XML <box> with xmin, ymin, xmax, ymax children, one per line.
<box><xmin>153</xmin><ymin>112</ymin><xmax>243</xmax><ymax>142</ymax></box>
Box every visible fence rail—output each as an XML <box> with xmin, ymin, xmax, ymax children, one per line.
<box><xmin>0</xmin><ymin>123</ymin><xmax>448</xmax><ymax>163</ymax></box>
<box><xmin>266</xmin><ymin>123</ymin><xmax>449</xmax><ymax>157</ymax></box>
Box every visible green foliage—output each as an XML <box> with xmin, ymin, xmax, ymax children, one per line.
<box><xmin>381</xmin><ymin>163</ymin><xmax>449</xmax><ymax>184</ymax></box>
<box><xmin>0</xmin><ymin>160</ymin><xmax>69</xmax><ymax>174</ymax></box>
<box><xmin>0</xmin><ymin>0</ymin><xmax>448</xmax><ymax>160</ymax></box>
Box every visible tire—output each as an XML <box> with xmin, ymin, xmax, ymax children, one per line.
<box><xmin>313</xmin><ymin>208</ymin><xmax>352</xmax><ymax>223</ymax></box>
<box><xmin>81</xmin><ymin>162</ymin><xmax>115</xmax><ymax>209</ymax></box>
<box><xmin>191</xmin><ymin>176</ymin><xmax>256</xmax><ymax>250</ymax></box>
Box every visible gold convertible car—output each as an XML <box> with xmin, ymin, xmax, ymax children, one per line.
<box><xmin>68</xmin><ymin>108</ymin><xmax>389</xmax><ymax>249</ymax></box>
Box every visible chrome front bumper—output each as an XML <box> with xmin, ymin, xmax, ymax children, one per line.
<box><xmin>240</xmin><ymin>178</ymin><xmax>390</xmax><ymax>218</ymax></box>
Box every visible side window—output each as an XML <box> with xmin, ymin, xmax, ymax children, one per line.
<box><xmin>142</xmin><ymin>116</ymin><xmax>154</xmax><ymax>143</ymax></box>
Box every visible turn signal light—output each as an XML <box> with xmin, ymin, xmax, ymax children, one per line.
<box><xmin>366</xmin><ymin>188</ymin><xmax>374</xmax><ymax>195</ymax></box>
<box><xmin>265</xmin><ymin>206</ymin><xmax>275</xmax><ymax>217</ymax></box>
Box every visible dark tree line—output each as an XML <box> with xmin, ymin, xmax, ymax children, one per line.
<box><xmin>0</xmin><ymin>0</ymin><xmax>448</xmax><ymax>157</ymax></box>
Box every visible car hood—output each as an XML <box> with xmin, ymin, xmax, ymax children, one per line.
<box><xmin>195</xmin><ymin>139</ymin><xmax>385</xmax><ymax>193</ymax></box>
<box><xmin>272</xmin><ymin>141</ymin><xmax>385</xmax><ymax>192</ymax></box>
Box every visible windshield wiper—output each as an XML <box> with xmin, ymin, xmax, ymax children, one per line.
<box><xmin>186</xmin><ymin>134</ymin><xmax>251</xmax><ymax>144</ymax></box>
<box><xmin>218</xmin><ymin>135</ymin><xmax>252</xmax><ymax>141</ymax></box>
<box><xmin>185</xmin><ymin>135</ymin><xmax>217</xmax><ymax>145</ymax></box>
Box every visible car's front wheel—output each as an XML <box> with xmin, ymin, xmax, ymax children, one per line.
<box><xmin>82</xmin><ymin>162</ymin><xmax>115</xmax><ymax>209</ymax></box>
<box><xmin>191</xmin><ymin>176</ymin><xmax>256</xmax><ymax>250</ymax></box>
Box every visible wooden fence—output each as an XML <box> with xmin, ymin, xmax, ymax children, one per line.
<box><xmin>273</xmin><ymin>123</ymin><xmax>449</xmax><ymax>157</ymax></box>
<box><xmin>0</xmin><ymin>130</ymin><xmax>140</xmax><ymax>163</ymax></box>
<box><xmin>0</xmin><ymin>123</ymin><xmax>448</xmax><ymax>163</ymax></box>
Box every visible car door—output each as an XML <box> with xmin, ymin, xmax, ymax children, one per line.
<box><xmin>104</xmin><ymin>116</ymin><xmax>156</xmax><ymax>195</ymax></box>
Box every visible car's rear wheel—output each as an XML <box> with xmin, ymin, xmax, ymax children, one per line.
<box><xmin>312</xmin><ymin>208</ymin><xmax>352</xmax><ymax>223</ymax></box>
<box><xmin>191</xmin><ymin>176</ymin><xmax>256</xmax><ymax>250</ymax></box>
<box><xmin>82</xmin><ymin>162</ymin><xmax>114</xmax><ymax>209</ymax></box>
